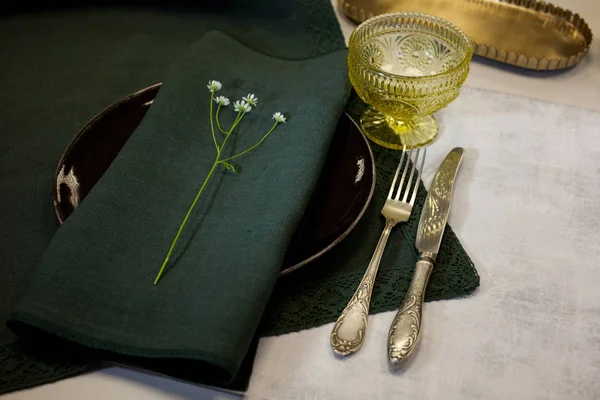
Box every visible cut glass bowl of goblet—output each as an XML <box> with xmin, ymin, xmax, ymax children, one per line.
<box><xmin>348</xmin><ymin>12</ymin><xmax>473</xmax><ymax>148</ymax></box>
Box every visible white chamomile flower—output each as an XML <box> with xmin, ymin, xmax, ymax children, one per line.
<box><xmin>207</xmin><ymin>80</ymin><xmax>222</xmax><ymax>92</ymax></box>
<box><xmin>214</xmin><ymin>96</ymin><xmax>230</xmax><ymax>106</ymax></box>
<box><xmin>243</xmin><ymin>93</ymin><xmax>258</xmax><ymax>106</ymax></box>
<box><xmin>272</xmin><ymin>112</ymin><xmax>286</xmax><ymax>123</ymax></box>
<box><xmin>234</xmin><ymin>100</ymin><xmax>252</xmax><ymax>113</ymax></box>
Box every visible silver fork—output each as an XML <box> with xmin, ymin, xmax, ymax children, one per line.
<box><xmin>330</xmin><ymin>146</ymin><xmax>426</xmax><ymax>356</ymax></box>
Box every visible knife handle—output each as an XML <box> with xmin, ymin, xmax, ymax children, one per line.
<box><xmin>387</xmin><ymin>256</ymin><xmax>433</xmax><ymax>367</ymax></box>
<box><xmin>330</xmin><ymin>221</ymin><xmax>395</xmax><ymax>356</ymax></box>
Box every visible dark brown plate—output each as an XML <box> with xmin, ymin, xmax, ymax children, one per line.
<box><xmin>53</xmin><ymin>83</ymin><xmax>375</xmax><ymax>276</ymax></box>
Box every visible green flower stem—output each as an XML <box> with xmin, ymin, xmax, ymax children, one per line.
<box><xmin>154</xmin><ymin>110</ymin><xmax>245</xmax><ymax>284</ymax></box>
<box><xmin>219</xmin><ymin>111</ymin><xmax>245</xmax><ymax>151</ymax></box>
<box><xmin>220</xmin><ymin>121</ymin><xmax>279</xmax><ymax>163</ymax></box>
<box><xmin>222</xmin><ymin>110</ymin><xmax>244</xmax><ymax>139</ymax></box>
<box><xmin>216</xmin><ymin>105</ymin><xmax>228</xmax><ymax>134</ymax></box>
<box><xmin>209</xmin><ymin>92</ymin><xmax>218</xmax><ymax>151</ymax></box>
<box><xmin>153</xmin><ymin>157</ymin><xmax>219</xmax><ymax>285</ymax></box>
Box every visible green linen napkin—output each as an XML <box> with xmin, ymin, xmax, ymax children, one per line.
<box><xmin>7</xmin><ymin>30</ymin><xmax>350</xmax><ymax>386</ymax></box>
<box><xmin>0</xmin><ymin>0</ymin><xmax>347</xmax><ymax>393</ymax></box>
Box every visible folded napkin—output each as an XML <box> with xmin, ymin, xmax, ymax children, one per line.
<box><xmin>8</xmin><ymin>30</ymin><xmax>350</xmax><ymax>387</ymax></box>
<box><xmin>0</xmin><ymin>0</ymin><xmax>349</xmax><ymax>393</ymax></box>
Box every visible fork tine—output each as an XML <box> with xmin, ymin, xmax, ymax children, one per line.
<box><xmin>388</xmin><ymin>145</ymin><xmax>407</xmax><ymax>199</ymax></box>
<box><xmin>409</xmin><ymin>147</ymin><xmax>426</xmax><ymax>205</ymax></box>
<box><xmin>394</xmin><ymin>147</ymin><xmax>413</xmax><ymax>201</ymax></box>
<box><xmin>401</xmin><ymin>147</ymin><xmax>420</xmax><ymax>202</ymax></box>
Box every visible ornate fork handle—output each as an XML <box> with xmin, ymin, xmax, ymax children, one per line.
<box><xmin>330</xmin><ymin>219</ymin><xmax>396</xmax><ymax>356</ymax></box>
<box><xmin>387</xmin><ymin>256</ymin><xmax>433</xmax><ymax>367</ymax></box>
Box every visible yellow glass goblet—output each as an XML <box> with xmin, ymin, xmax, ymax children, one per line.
<box><xmin>348</xmin><ymin>12</ymin><xmax>472</xmax><ymax>149</ymax></box>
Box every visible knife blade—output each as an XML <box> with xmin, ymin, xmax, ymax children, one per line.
<box><xmin>416</xmin><ymin>147</ymin><xmax>464</xmax><ymax>258</ymax></box>
<box><xmin>387</xmin><ymin>147</ymin><xmax>464</xmax><ymax>367</ymax></box>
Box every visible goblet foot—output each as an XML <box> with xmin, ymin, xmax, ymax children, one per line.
<box><xmin>360</xmin><ymin>107</ymin><xmax>438</xmax><ymax>149</ymax></box>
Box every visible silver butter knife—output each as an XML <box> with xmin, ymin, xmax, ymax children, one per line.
<box><xmin>387</xmin><ymin>147</ymin><xmax>464</xmax><ymax>367</ymax></box>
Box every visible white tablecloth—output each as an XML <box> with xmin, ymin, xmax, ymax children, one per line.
<box><xmin>5</xmin><ymin>1</ymin><xmax>600</xmax><ymax>399</ymax></box>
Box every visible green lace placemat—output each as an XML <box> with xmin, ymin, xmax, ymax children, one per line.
<box><xmin>259</xmin><ymin>93</ymin><xmax>479</xmax><ymax>335</ymax></box>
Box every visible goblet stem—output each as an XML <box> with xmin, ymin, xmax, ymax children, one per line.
<box><xmin>360</xmin><ymin>107</ymin><xmax>438</xmax><ymax>149</ymax></box>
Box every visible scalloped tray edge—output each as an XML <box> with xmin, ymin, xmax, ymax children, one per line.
<box><xmin>338</xmin><ymin>0</ymin><xmax>593</xmax><ymax>71</ymax></box>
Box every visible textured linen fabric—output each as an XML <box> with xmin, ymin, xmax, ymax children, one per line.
<box><xmin>7</xmin><ymin>30</ymin><xmax>350</xmax><ymax>386</ymax></box>
<box><xmin>0</xmin><ymin>0</ymin><xmax>346</xmax><ymax>393</ymax></box>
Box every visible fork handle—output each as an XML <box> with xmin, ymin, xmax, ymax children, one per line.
<box><xmin>330</xmin><ymin>220</ymin><xmax>395</xmax><ymax>356</ymax></box>
<box><xmin>387</xmin><ymin>256</ymin><xmax>433</xmax><ymax>367</ymax></box>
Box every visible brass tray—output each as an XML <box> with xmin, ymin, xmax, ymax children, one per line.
<box><xmin>339</xmin><ymin>0</ymin><xmax>593</xmax><ymax>71</ymax></box>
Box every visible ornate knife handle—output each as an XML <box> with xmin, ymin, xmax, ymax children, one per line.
<box><xmin>387</xmin><ymin>256</ymin><xmax>433</xmax><ymax>367</ymax></box>
<box><xmin>330</xmin><ymin>221</ymin><xmax>395</xmax><ymax>356</ymax></box>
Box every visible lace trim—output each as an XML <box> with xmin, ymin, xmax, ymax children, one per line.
<box><xmin>260</xmin><ymin>93</ymin><xmax>479</xmax><ymax>336</ymax></box>
<box><xmin>294</xmin><ymin>0</ymin><xmax>348</xmax><ymax>56</ymax></box>
<box><xmin>0</xmin><ymin>341</ymin><xmax>97</xmax><ymax>395</ymax></box>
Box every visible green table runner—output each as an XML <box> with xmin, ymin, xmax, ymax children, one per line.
<box><xmin>0</xmin><ymin>1</ymin><xmax>479</xmax><ymax>395</ymax></box>
<box><xmin>9</xmin><ymin>28</ymin><xmax>351</xmax><ymax>386</ymax></box>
